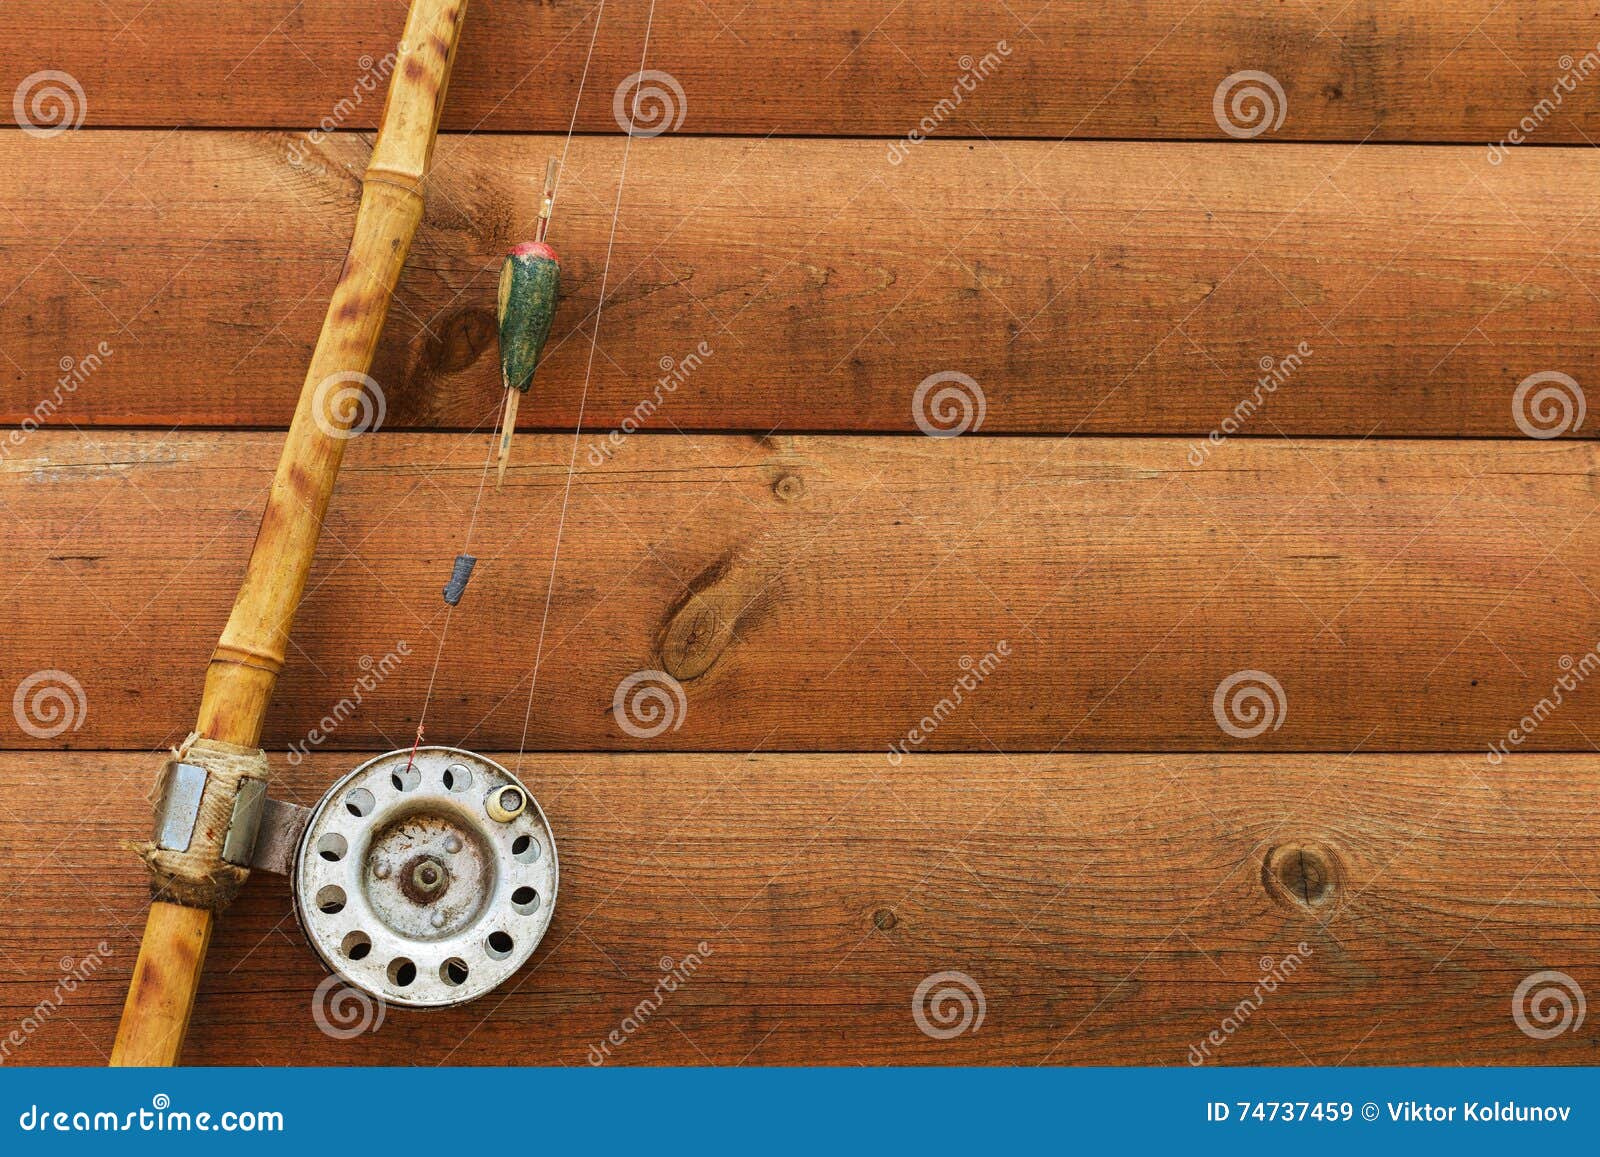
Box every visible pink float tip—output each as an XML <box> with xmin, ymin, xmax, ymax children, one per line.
<box><xmin>509</xmin><ymin>240</ymin><xmax>559</xmax><ymax>262</ymax></box>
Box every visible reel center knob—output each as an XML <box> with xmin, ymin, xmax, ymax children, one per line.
<box><xmin>409</xmin><ymin>856</ymin><xmax>447</xmax><ymax>897</ymax></box>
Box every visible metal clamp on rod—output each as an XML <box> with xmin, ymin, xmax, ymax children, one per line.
<box><xmin>134</xmin><ymin>734</ymin><xmax>273</xmax><ymax>910</ymax></box>
<box><xmin>150</xmin><ymin>756</ymin><xmax>313</xmax><ymax>876</ymax></box>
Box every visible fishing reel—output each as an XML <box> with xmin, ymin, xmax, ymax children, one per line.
<box><xmin>291</xmin><ymin>748</ymin><xmax>557</xmax><ymax>1006</ymax></box>
<box><xmin>216</xmin><ymin>748</ymin><xmax>558</xmax><ymax>1007</ymax></box>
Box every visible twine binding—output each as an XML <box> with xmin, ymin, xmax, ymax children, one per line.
<box><xmin>129</xmin><ymin>732</ymin><xmax>271</xmax><ymax>911</ymax></box>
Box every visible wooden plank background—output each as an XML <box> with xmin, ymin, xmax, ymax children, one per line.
<box><xmin>5</xmin><ymin>753</ymin><xmax>1598</xmax><ymax>1065</ymax></box>
<box><xmin>10</xmin><ymin>1</ymin><xmax>1600</xmax><ymax>141</ymax></box>
<box><xmin>5</xmin><ymin>431</ymin><xmax>1599</xmax><ymax>753</ymax></box>
<box><xmin>5</xmin><ymin>133</ymin><xmax>1599</xmax><ymax>434</ymax></box>
<box><xmin>2</xmin><ymin>0</ymin><xmax>1597</xmax><ymax>1068</ymax></box>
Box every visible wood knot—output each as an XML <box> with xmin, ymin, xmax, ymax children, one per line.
<box><xmin>659</xmin><ymin>553</ymin><xmax>774</xmax><ymax>681</ymax></box>
<box><xmin>1262</xmin><ymin>842</ymin><xmax>1340</xmax><ymax>910</ymax></box>
<box><xmin>772</xmin><ymin>472</ymin><xmax>805</xmax><ymax>502</ymax></box>
<box><xmin>662</xmin><ymin>598</ymin><xmax>734</xmax><ymax>681</ymax></box>
<box><xmin>420</xmin><ymin>308</ymin><xmax>497</xmax><ymax>375</ymax></box>
<box><xmin>872</xmin><ymin>907</ymin><xmax>897</xmax><ymax>931</ymax></box>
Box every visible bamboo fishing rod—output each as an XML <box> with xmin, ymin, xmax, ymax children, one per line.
<box><xmin>110</xmin><ymin>0</ymin><xmax>470</xmax><ymax>1066</ymax></box>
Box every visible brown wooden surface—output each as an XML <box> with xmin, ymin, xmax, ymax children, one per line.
<box><xmin>4</xmin><ymin>430</ymin><xmax>1598</xmax><ymax>754</ymax></box>
<box><xmin>8</xmin><ymin>0</ymin><xmax>1600</xmax><ymax>1073</ymax></box>
<box><xmin>2</xmin><ymin>752</ymin><xmax>1595</xmax><ymax>1065</ymax></box>
<box><xmin>6</xmin><ymin>132</ymin><xmax>1600</xmax><ymax>435</ymax></box>
<box><xmin>11</xmin><ymin>1</ymin><xmax>1600</xmax><ymax>142</ymax></box>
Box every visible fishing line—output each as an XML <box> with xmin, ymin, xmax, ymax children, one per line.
<box><xmin>512</xmin><ymin>0</ymin><xmax>660</xmax><ymax>775</ymax></box>
<box><xmin>405</xmin><ymin>0</ymin><xmax>612</xmax><ymax>765</ymax></box>
<box><xmin>406</xmin><ymin>393</ymin><xmax>502</xmax><ymax>770</ymax></box>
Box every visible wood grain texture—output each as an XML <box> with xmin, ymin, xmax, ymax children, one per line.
<box><xmin>6</xmin><ymin>132</ymin><xmax>1600</xmax><ymax>435</ymax></box>
<box><xmin>2</xmin><ymin>752</ymin><xmax>1595</xmax><ymax>1065</ymax></box>
<box><xmin>4</xmin><ymin>431</ymin><xmax>1599</xmax><ymax>753</ymax></box>
<box><xmin>11</xmin><ymin>1</ymin><xmax>1600</xmax><ymax>141</ymax></box>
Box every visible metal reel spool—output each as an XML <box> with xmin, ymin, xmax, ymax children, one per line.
<box><xmin>292</xmin><ymin>747</ymin><xmax>558</xmax><ymax>1008</ymax></box>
